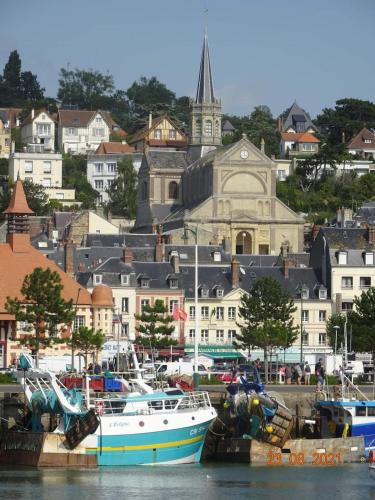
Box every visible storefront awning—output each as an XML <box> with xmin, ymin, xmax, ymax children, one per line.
<box><xmin>184</xmin><ymin>344</ymin><xmax>245</xmax><ymax>360</ymax></box>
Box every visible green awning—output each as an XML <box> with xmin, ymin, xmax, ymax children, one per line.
<box><xmin>184</xmin><ymin>344</ymin><xmax>245</xmax><ymax>360</ymax></box>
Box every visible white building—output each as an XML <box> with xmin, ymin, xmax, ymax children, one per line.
<box><xmin>21</xmin><ymin>109</ymin><xmax>56</xmax><ymax>152</ymax></box>
<box><xmin>57</xmin><ymin>110</ymin><xmax>112</xmax><ymax>154</ymax></box>
<box><xmin>9</xmin><ymin>150</ymin><xmax>62</xmax><ymax>188</ymax></box>
<box><xmin>87</xmin><ymin>142</ymin><xmax>141</xmax><ymax>204</ymax></box>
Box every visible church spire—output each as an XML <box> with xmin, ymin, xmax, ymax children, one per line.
<box><xmin>195</xmin><ymin>31</ymin><xmax>216</xmax><ymax>104</ymax></box>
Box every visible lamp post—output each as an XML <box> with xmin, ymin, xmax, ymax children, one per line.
<box><xmin>183</xmin><ymin>224</ymin><xmax>199</xmax><ymax>389</ymax></box>
<box><xmin>71</xmin><ymin>288</ymin><xmax>81</xmax><ymax>372</ymax></box>
<box><xmin>297</xmin><ymin>283</ymin><xmax>307</xmax><ymax>364</ymax></box>
<box><xmin>333</xmin><ymin>325</ymin><xmax>340</xmax><ymax>373</ymax></box>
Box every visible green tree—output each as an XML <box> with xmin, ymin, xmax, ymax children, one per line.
<box><xmin>0</xmin><ymin>158</ymin><xmax>8</xmax><ymax>176</ymax></box>
<box><xmin>62</xmin><ymin>154</ymin><xmax>99</xmax><ymax>208</ymax></box>
<box><xmin>235</xmin><ymin>277</ymin><xmax>297</xmax><ymax>381</ymax></box>
<box><xmin>11</xmin><ymin>127</ymin><xmax>23</xmax><ymax>152</ymax></box>
<box><xmin>348</xmin><ymin>288</ymin><xmax>375</xmax><ymax>374</ymax></box>
<box><xmin>0</xmin><ymin>180</ymin><xmax>50</xmax><ymax>217</ymax></box>
<box><xmin>3</xmin><ymin>50</ymin><xmax>22</xmax><ymax>98</ymax></box>
<box><xmin>106</xmin><ymin>156</ymin><xmax>137</xmax><ymax>218</ymax></box>
<box><xmin>326</xmin><ymin>313</ymin><xmax>347</xmax><ymax>351</ymax></box>
<box><xmin>242</xmin><ymin>105</ymin><xmax>280</xmax><ymax>157</ymax></box>
<box><xmin>135</xmin><ymin>299</ymin><xmax>176</xmax><ymax>348</ymax></box>
<box><xmin>57</xmin><ymin>68</ymin><xmax>115</xmax><ymax>109</ymax></box>
<box><xmin>68</xmin><ymin>326</ymin><xmax>105</xmax><ymax>365</ymax></box>
<box><xmin>5</xmin><ymin>268</ymin><xmax>75</xmax><ymax>365</ymax></box>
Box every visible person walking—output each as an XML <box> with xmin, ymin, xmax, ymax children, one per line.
<box><xmin>294</xmin><ymin>363</ymin><xmax>302</xmax><ymax>385</ymax></box>
<box><xmin>304</xmin><ymin>361</ymin><xmax>311</xmax><ymax>385</ymax></box>
<box><xmin>315</xmin><ymin>358</ymin><xmax>325</xmax><ymax>390</ymax></box>
<box><xmin>253</xmin><ymin>358</ymin><xmax>261</xmax><ymax>384</ymax></box>
<box><xmin>285</xmin><ymin>364</ymin><xmax>292</xmax><ymax>384</ymax></box>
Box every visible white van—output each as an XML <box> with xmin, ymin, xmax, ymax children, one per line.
<box><xmin>154</xmin><ymin>362</ymin><xmax>207</xmax><ymax>377</ymax></box>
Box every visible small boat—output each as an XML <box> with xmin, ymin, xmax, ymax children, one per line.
<box><xmin>12</xmin><ymin>353</ymin><xmax>217</xmax><ymax>466</ymax></box>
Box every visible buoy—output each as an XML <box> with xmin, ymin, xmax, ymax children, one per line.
<box><xmin>266</xmin><ymin>425</ymin><xmax>273</xmax><ymax>434</ymax></box>
<box><xmin>223</xmin><ymin>401</ymin><xmax>229</xmax><ymax>409</ymax></box>
<box><xmin>252</xmin><ymin>398</ymin><xmax>260</xmax><ymax>406</ymax></box>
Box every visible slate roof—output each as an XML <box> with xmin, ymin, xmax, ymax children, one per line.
<box><xmin>165</xmin><ymin>245</ymin><xmax>231</xmax><ymax>265</ymax></box>
<box><xmin>320</xmin><ymin>227</ymin><xmax>369</xmax><ymax>249</ymax></box>
<box><xmin>145</xmin><ymin>150</ymin><xmax>189</xmax><ymax>170</ymax></box>
<box><xmin>347</xmin><ymin>128</ymin><xmax>375</xmax><ymax>151</ymax></box>
<box><xmin>281</xmin><ymin>102</ymin><xmax>317</xmax><ymax>133</ymax></box>
<box><xmin>222</xmin><ymin>120</ymin><xmax>235</xmax><ymax>132</ymax></box>
<box><xmin>85</xmin><ymin>233</ymin><xmax>158</xmax><ymax>248</ymax></box>
<box><xmin>0</xmin><ymin>110</ymin><xmax>8</xmax><ymax>124</ymax></box>
<box><xmin>195</xmin><ymin>32</ymin><xmax>216</xmax><ymax>104</ymax></box>
<box><xmin>329</xmin><ymin>249</ymin><xmax>375</xmax><ymax>267</ymax></box>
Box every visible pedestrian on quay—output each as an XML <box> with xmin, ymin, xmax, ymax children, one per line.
<box><xmin>294</xmin><ymin>363</ymin><xmax>302</xmax><ymax>385</ymax></box>
<box><xmin>304</xmin><ymin>361</ymin><xmax>311</xmax><ymax>385</ymax></box>
<box><xmin>253</xmin><ymin>358</ymin><xmax>261</xmax><ymax>384</ymax></box>
<box><xmin>285</xmin><ymin>364</ymin><xmax>292</xmax><ymax>384</ymax></box>
<box><xmin>315</xmin><ymin>358</ymin><xmax>325</xmax><ymax>390</ymax></box>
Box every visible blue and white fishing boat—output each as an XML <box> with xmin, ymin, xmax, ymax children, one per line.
<box><xmin>315</xmin><ymin>374</ymin><xmax>375</xmax><ymax>456</ymax></box>
<box><xmin>14</xmin><ymin>353</ymin><xmax>217</xmax><ymax>466</ymax></box>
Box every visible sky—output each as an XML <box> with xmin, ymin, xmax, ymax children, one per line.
<box><xmin>1</xmin><ymin>0</ymin><xmax>375</xmax><ymax>118</ymax></box>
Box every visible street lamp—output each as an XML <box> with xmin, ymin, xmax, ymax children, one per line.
<box><xmin>333</xmin><ymin>325</ymin><xmax>340</xmax><ymax>373</ymax></box>
<box><xmin>297</xmin><ymin>283</ymin><xmax>308</xmax><ymax>363</ymax></box>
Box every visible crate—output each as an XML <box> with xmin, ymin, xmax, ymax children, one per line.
<box><xmin>62</xmin><ymin>377</ymin><xmax>83</xmax><ymax>389</ymax></box>
<box><xmin>89</xmin><ymin>376</ymin><xmax>104</xmax><ymax>392</ymax></box>
<box><xmin>104</xmin><ymin>378</ymin><xmax>122</xmax><ymax>392</ymax></box>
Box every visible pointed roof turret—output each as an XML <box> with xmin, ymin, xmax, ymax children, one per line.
<box><xmin>3</xmin><ymin>179</ymin><xmax>34</xmax><ymax>215</ymax></box>
<box><xmin>195</xmin><ymin>31</ymin><xmax>216</xmax><ymax>104</ymax></box>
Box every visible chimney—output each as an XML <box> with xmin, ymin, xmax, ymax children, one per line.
<box><xmin>282</xmin><ymin>258</ymin><xmax>290</xmax><ymax>278</ymax></box>
<box><xmin>369</xmin><ymin>225</ymin><xmax>375</xmax><ymax>246</ymax></box>
<box><xmin>155</xmin><ymin>234</ymin><xmax>165</xmax><ymax>262</ymax></box>
<box><xmin>64</xmin><ymin>239</ymin><xmax>75</xmax><ymax>278</ymax></box>
<box><xmin>31</xmin><ymin>109</ymin><xmax>35</xmax><ymax>120</ymax></box>
<box><xmin>260</xmin><ymin>137</ymin><xmax>265</xmax><ymax>153</ymax></box>
<box><xmin>335</xmin><ymin>293</ymin><xmax>342</xmax><ymax>315</ymax></box>
<box><xmin>148</xmin><ymin>112</ymin><xmax>152</xmax><ymax>129</ymax></box>
<box><xmin>123</xmin><ymin>248</ymin><xmax>133</xmax><ymax>264</ymax></box>
<box><xmin>231</xmin><ymin>257</ymin><xmax>240</xmax><ymax>288</ymax></box>
<box><xmin>312</xmin><ymin>224</ymin><xmax>321</xmax><ymax>241</ymax></box>
<box><xmin>171</xmin><ymin>254</ymin><xmax>180</xmax><ymax>274</ymax></box>
<box><xmin>11</xmin><ymin>141</ymin><xmax>15</xmax><ymax>154</ymax></box>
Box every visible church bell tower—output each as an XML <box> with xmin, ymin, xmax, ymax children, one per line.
<box><xmin>189</xmin><ymin>30</ymin><xmax>222</xmax><ymax>160</ymax></box>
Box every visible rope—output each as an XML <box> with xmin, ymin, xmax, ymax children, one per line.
<box><xmin>0</xmin><ymin>415</ymin><xmax>29</xmax><ymax>432</ymax></box>
<box><xmin>208</xmin><ymin>416</ymin><xmax>228</xmax><ymax>437</ymax></box>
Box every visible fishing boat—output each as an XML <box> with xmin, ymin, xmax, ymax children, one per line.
<box><xmin>6</xmin><ymin>353</ymin><xmax>216</xmax><ymax>466</ymax></box>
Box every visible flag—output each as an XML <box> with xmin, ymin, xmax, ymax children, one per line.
<box><xmin>173</xmin><ymin>303</ymin><xmax>179</xmax><ymax>321</ymax></box>
<box><xmin>178</xmin><ymin>309</ymin><xmax>187</xmax><ymax>321</ymax></box>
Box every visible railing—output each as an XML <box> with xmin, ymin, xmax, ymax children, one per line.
<box><xmin>340</xmin><ymin>373</ymin><xmax>369</xmax><ymax>401</ymax></box>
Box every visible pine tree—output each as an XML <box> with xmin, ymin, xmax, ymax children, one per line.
<box><xmin>5</xmin><ymin>267</ymin><xmax>75</xmax><ymax>365</ymax></box>
<box><xmin>68</xmin><ymin>326</ymin><xmax>105</xmax><ymax>366</ymax></box>
<box><xmin>135</xmin><ymin>299</ymin><xmax>176</xmax><ymax>348</ymax></box>
<box><xmin>235</xmin><ymin>277</ymin><xmax>297</xmax><ymax>382</ymax></box>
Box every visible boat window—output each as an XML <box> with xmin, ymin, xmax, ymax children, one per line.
<box><xmin>149</xmin><ymin>401</ymin><xmax>163</xmax><ymax>410</ymax></box>
<box><xmin>355</xmin><ymin>406</ymin><xmax>366</xmax><ymax>416</ymax></box>
<box><xmin>164</xmin><ymin>399</ymin><xmax>178</xmax><ymax>410</ymax></box>
<box><xmin>367</xmin><ymin>407</ymin><xmax>375</xmax><ymax>416</ymax></box>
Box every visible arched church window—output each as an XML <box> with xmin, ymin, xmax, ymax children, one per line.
<box><xmin>215</xmin><ymin>120</ymin><xmax>220</xmax><ymax>135</ymax></box>
<box><xmin>204</xmin><ymin>120</ymin><xmax>213</xmax><ymax>136</ymax></box>
<box><xmin>141</xmin><ymin>181</ymin><xmax>148</xmax><ymax>200</ymax></box>
<box><xmin>195</xmin><ymin>119</ymin><xmax>201</xmax><ymax>135</ymax></box>
<box><xmin>168</xmin><ymin>181</ymin><xmax>179</xmax><ymax>200</ymax></box>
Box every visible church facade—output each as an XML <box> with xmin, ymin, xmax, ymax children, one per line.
<box><xmin>135</xmin><ymin>33</ymin><xmax>304</xmax><ymax>255</ymax></box>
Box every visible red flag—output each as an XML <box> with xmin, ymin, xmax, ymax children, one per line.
<box><xmin>173</xmin><ymin>303</ymin><xmax>179</xmax><ymax>321</ymax></box>
<box><xmin>178</xmin><ymin>309</ymin><xmax>187</xmax><ymax>321</ymax></box>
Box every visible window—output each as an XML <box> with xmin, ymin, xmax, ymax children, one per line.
<box><xmin>341</xmin><ymin>276</ymin><xmax>353</xmax><ymax>289</ymax></box>
<box><xmin>228</xmin><ymin>329</ymin><xmax>236</xmax><ymax>341</ymax></box>
<box><xmin>319</xmin><ymin>287</ymin><xmax>327</xmax><ymax>299</ymax></box>
<box><xmin>107</xmin><ymin>162</ymin><xmax>117</xmax><ymax>173</ymax></box>
<box><xmin>189</xmin><ymin>329</ymin><xmax>195</xmax><ymax>340</ymax></box>
<box><xmin>37</xmin><ymin>123</ymin><xmax>51</xmax><ymax>135</ymax></box>
<box><xmin>338</xmin><ymin>251</ymin><xmax>347</xmax><ymax>265</ymax></box>
<box><xmin>169</xmin><ymin>129</ymin><xmax>176</xmax><ymax>140</ymax></box>
<box><xmin>216</xmin><ymin>307</ymin><xmax>224</xmax><ymax>320</ymax></box>
<box><xmin>195</xmin><ymin>119</ymin><xmax>201</xmax><ymax>135</ymax></box>
<box><xmin>201</xmin><ymin>306</ymin><xmax>209</xmax><ymax>320</ymax></box>
<box><xmin>368</xmin><ymin>407</ymin><xmax>375</xmax><ymax>416</ymax></box>
<box><xmin>67</xmin><ymin>127</ymin><xmax>78</xmax><ymax>136</ymax></box>
<box><xmin>318</xmin><ymin>333</ymin><xmax>326</xmax><ymax>345</ymax></box>
<box><xmin>141</xmin><ymin>299</ymin><xmax>150</xmax><ymax>311</ymax></box>
<box><xmin>168</xmin><ymin>181</ymin><xmax>179</xmax><ymax>200</ymax></box>
<box><xmin>364</xmin><ymin>139</ymin><xmax>372</xmax><ymax>144</ymax></box>
<box><xmin>95</xmin><ymin>163</ymin><xmax>104</xmax><ymax>173</ymax></box>
<box><xmin>295</xmin><ymin>121</ymin><xmax>305</xmax><ymax>133</ymax></box>
<box><xmin>169</xmin><ymin>279</ymin><xmax>178</xmax><ymax>289</ymax></box>
<box><xmin>74</xmin><ymin>315</ymin><xmax>85</xmax><ymax>331</ymax></box>
<box><xmin>154</xmin><ymin>129</ymin><xmax>161</xmax><ymax>139</ymax></box>
<box><xmin>19</xmin><ymin>320</ymin><xmax>29</xmax><ymax>330</ymax></box>
<box><xmin>204</xmin><ymin>120</ymin><xmax>212</xmax><ymax>136</ymax></box>
<box><xmin>302</xmin><ymin>310</ymin><xmax>309</xmax><ymax>322</ymax></box>
<box><xmin>300</xmin><ymin>286</ymin><xmax>309</xmax><ymax>299</ymax></box>
<box><xmin>302</xmin><ymin>331</ymin><xmax>309</xmax><ymax>345</ymax></box>
<box><xmin>201</xmin><ymin>329</ymin><xmax>208</xmax><ymax>343</ymax></box>
<box><xmin>42</xmin><ymin>178</ymin><xmax>51</xmax><ymax>187</ymax></box>
<box><xmin>189</xmin><ymin>306</ymin><xmax>195</xmax><ymax>319</ymax></box>
<box><xmin>360</xmin><ymin>277</ymin><xmax>371</xmax><ymax>289</ymax></box>
<box><xmin>95</xmin><ymin>180</ymin><xmax>104</xmax><ymax>189</ymax></box>
<box><xmin>169</xmin><ymin>300</ymin><xmax>178</xmax><ymax>314</ymax></box>
<box><xmin>228</xmin><ymin>307</ymin><xmax>236</xmax><ymax>320</ymax></box>
<box><xmin>213</xmin><ymin>251</ymin><xmax>221</xmax><ymax>262</ymax></box>
<box><xmin>216</xmin><ymin>330</ymin><xmax>224</xmax><ymax>343</ymax></box>
<box><xmin>93</xmin><ymin>274</ymin><xmax>102</xmax><ymax>285</ymax></box>
<box><xmin>302</xmin><ymin>144</ymin><xmax>314</xmax><ymax>151</ymax></box>
<box><xmin>93</xmin><ymin>128</ymin><xmax>105</xmax><ymax>137</ymax></box>
<box><xmin>201</xmin><ymin>287</ymin><xmax>209</xmax><ymax>298</ymax></box>
<box><xmin>24</xmin><ymin>161</ymin><xmax>33</xmax><ymax>173</ymax></box>
<box><xmin>95</xmin><ymin>116</ymin><xmax>102</xmax><ymax>123</ymax></box>
<box><xmin>319</xmin><ymin>310</ymin><xmax>326</xmax><ymax>322</ymax></box>
<box><xmin>277</xmin><ymin>170</ymin><xmax>286</xmax><ymax>180</ymax></box>
<box><xmin>216</xmin><ymin>288</ymin><xmax>224</xmax><ymax>298</ymax></box>
<box><xmin>43</xmin><ymin>161</ymin><xmax>51</xmax><ymax>173</ymax></box>
<box><xmin>107</xmin><ymin>179</ymin><xmax>114</xmax><ymax>189</ymax></box>
<box><xmin>342</xmin><ymin>302</ymin><xmax>353</xmax><ymax>312</ymax></box>
<box><xmin>140</xmin><ymin>278</ymin><xmax>149</xmax><ymax>288</ymax></box>
<box><xmin>121</xmin><ymin>297</ymin><xmax>129</xmax><ymax>313</ymax></box>
<box><xmin>355</xmin><ymin>406</ymin><xmax>366</xmax><ymax>416</ymax></box>
<box><xmin>121</xmin><ymin>323</ymin><xmax>129</xmax><ymax>338</ymax></box>
<box><xmin>365</xmin><ymin>252</ymin><xmax>374</xmax><ymax>265</ymax></box>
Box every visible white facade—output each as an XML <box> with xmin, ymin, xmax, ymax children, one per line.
<box><xmin>58</xmin><ymin>112</ymin><xmax>110</xmax><ymax>154</ymax></box>
<box><xmin>21</xmin><ymin>111</ymin><xmax>55</xmax><ymax>151</ymax></box>
<box><xmin>87</xmin><ymin>153</ymin><xmax>141</xmax><ymax>204</ymax></box>
<box><xmin>9</xmin><ymin>151</ymin><xmax>62</xmax><ymax>188</ymax></box>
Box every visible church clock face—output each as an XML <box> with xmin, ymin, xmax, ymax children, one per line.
<box><xmin>240</xmin><ymin>149</ymin><xmax>249</xmax><ymax>159</ymax></box>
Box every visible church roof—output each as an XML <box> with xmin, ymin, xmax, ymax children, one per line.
<box><xmin>195</xmin><ymin>31</ymin><xmax>216</xmax><ymax>104</ymax></box>
<box><xmin>145</xmin><ymin>150</ymin><xmax>190</xmax><ymax>170</ymax></box>
<box><xmin>281</xmin><ymin>102</ymin><xmax>317</xmax><ymax>133</ymax></box>
<box><xmin>3</xmin><ymin>179</ymin><xmax>34</xmax><ymax>215</ymax></box>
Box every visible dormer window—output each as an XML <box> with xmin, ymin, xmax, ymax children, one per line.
<box><xmin>213</xmin><ymin>251</ymin><xmax>221</xmax><ymax>262</ymax></box>
<box><xmin>318</xmin><ymin>286</ymin><xmax>327</xmax><ymax>300</ymax></box>
<box><xmin>169</xmin><ymin>279</ymin><xmax>178</xmax><ymax>289</ymax></box>
<box><xmin>141</xmin><ymin>278</ymin><xmax>150</xmax><ymax>288</ymax></box>
<box><xmin>121</xmin><ymin>274</ymin><xmax>130</xmax><ymax>286</ymax></box>
<box><xmin>299</xmin><ymin>284</ymin><xmax>309</xmax><ymax>300</ymax></box>
<box><xmin>215</xmin><ymin>287</ymin><xmax>224</xmax><ymax>298</ymax></box>
<box><xmin>201</xmin><ymin>286</ymin><xmax>209</xmax><ymax>298</ymax></box>
<box><xmin>337</xmin><ymin>251</ymin><xmax>347</xmax><ymax>265</ymax></box>
<box><xmin>364</xmin><ymin>139</ymin><xmax>372</xmax><ymax>144</ymax></box>
<box><xmin>365</xmin><ymin>252</ymin><xmax>374</xmax><ymax>265</ymax></box>
<box><xmin>93</xmin><ymin>274</ymin><xmax>102</xmax><ymax>285</ymax></box>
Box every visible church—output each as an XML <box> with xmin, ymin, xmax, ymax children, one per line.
<box><xmin>134</xmin><ymin>33</ymin><xmax>304</xmax><ymax>255</ymax></box>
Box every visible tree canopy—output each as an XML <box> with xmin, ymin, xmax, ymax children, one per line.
<box><xmin>106</xmin><ymin>156</ymin><xmax>137</xmax><ymax>218</ymax></box>
<box><xmin>0</xmin><ymin>180</ymin><xmax>51</xmax><ymax>217</ymax></box>
<box><xmin>68</xmin><ymin>326</ymin><xmax>105</xmax><ymax>365</ymax></box>
<box><xmin>349</xmin><ymin>288</ymin><xmax>375</xmax><ymax>372</ymax></box>
<box><xmin>235</xmin><ymin>277</ymin><xmax>297</xmax><ymax>381</ymax></box>
<box><xmin>5</xmin><ymin>268</ymin><xmax>75</xmax><ymax>364</ymax></box>
<box><xmin>62</xmin><ymin>154</ymin><xmax>99</xmax><ymax>209</ymax></box>
<box><xmin>135</xmin><ymin>299</ymin><xmax>177</xmax><ymax>348</ymax></box>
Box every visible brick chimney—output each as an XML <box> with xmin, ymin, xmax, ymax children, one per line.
<box><xmin>123</xmin><ymin>248</ymin><xmax>133</xmax><ymax>264</ymax></box>
<box><xmin>282</xmin><ymin>258</ymin><xmax>290</xmax><ymax>278</ymax></box>
<box><xmin>64</xmin><ymin>239</ymin><xmax>75</xmax><ymax>278</ymax></box>
<box><xmin>369</xmin><ymin>225</ymin><xmax>375</xmax><ymax>246</ymax></box>
<box><xmin>155</xmin><ymin>235</ymin><xmax>165</xmax><ymax>262</ymax></box>
<box><xmin>231</xmin><ymin>257</ymin><xmax>240</xmax><ymax>288</ymax></box>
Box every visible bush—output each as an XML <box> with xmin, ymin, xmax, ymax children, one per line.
<box><xmin>0</xmin><ymin>373</ymin><xmax>13</xmax><ymax>384</ymax></box>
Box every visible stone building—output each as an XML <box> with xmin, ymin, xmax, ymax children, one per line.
<box><xmin>135</xmin><ymin>32</ymin><xmax>304</xmax><ymax>255</ymax></box>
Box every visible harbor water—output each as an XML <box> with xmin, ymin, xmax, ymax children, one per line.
<box><xmin>0</xmin><ymin>464</ymin><xmax>373</xmax><ymax>500</ymax></box>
